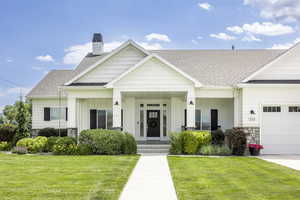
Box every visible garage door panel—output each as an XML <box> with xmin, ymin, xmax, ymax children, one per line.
<box><xmin>261</xmin><ymin>105</ymin><xmax>300</xmax><ymax>154</ymax></box>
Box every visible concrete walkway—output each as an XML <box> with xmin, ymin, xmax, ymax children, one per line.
<box><xmin>259</xmin><ymin>155</ymin><xmax>300</xmax><ymax>171</ymax></box>
<box><xmin>119</xmin><ymin>155</ymin><xmax>178</xmax><ymax>200</ymax></box>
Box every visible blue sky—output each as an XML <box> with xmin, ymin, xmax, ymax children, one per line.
<box><xmin>1</xmin><ymin>0</ymin><xmax>300</xmax><ymax>112</ymax></box>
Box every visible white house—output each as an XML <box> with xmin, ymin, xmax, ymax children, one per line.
<box><xmin>27</xmin><ymin>33</ymin><xmax>300</xmax><ymax>154</ymax></box>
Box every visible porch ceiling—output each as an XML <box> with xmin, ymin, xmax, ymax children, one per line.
<box><xmin>122</xmin><ymin>91</ymin><xmax>186</xmax><ymax>98</ymax></box>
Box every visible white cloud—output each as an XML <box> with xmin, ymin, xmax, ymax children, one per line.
<box><xmin>36</xmin><ymin>54</ymin><xmax>54</xmax><ymax>62</ymax></box>
<box><xmin>32</xmin><ymin>66</ymin><xmax>43</xmax><ymax>71</ymax></box>
<box><xmin>63</xmin><ymin>40</ymin><xmax>163</xmax><ymax>65</ymax></box>
<box><xmin>244</xmin><ymin>0</ymin><xmax>300</xmax><ymax>23</ymax></box>
<box><xmin>269</xmin><ymin>37</ymin><xmax>300</xmax><ymax>49</ymax></box>
<box><xmin>197</xmin><ymin>36</ymin><xmax>203</xmax><ymax>40</ymax></box>
<box><xmin>242</xmin><ymin>34</ymin><xmax>262</xmax><ymax>42</ymax></box>
<box><xmin>7</xmin><ymin>58</ymin><xmax>13</xmax><ymax>63</ymax></box>
<box><xmin>198</xmin><ymin>3</ymin><xmax>212</xmax><ymax>10</ymax></box>
<box><xmin>210</xmin><ymin>33</ymin><xmax>236</xmax><ymax>40</ymax></box>
<box><xmin>242</xmin><ymin>22</ymin><xmax>294</xmax><ymax>36</ymax></box>
<box><xmin>227</xmin><ymin>26</ymin><xmax>244</xmax><ymax>34</ymax></box>
<box><xmin>191</xmin><ymin>40</ymin><xmax>199</xmax><ymax>45</ymax></box>
<box><xmin>145</xmin><ymin>33</ymin><xmax>171</xmax><ymax>42</ymax></box>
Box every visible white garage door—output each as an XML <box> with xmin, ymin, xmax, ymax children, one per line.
<box><xmin>261</xmin><ymin>105</ymin><xmax>300</xmax><ymax>154</ymax></box>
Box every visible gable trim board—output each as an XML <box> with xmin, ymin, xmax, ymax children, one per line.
<box><xmin>105</xmin><ymin>54</ymin><xmax>202</xmax><ymax>88</ymax></box>
<box><xmin>242</xmin><ymin>43</ymin><xmax>300</xmax><ymax>83</ymax></box>
<box><xmin>64</xmin><ymin>40</ymin><xmax>149</xmax><ymax>86</ymax></box>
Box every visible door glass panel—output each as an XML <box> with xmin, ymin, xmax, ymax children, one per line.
<box><xmin>97</xmin><ymin>110</ymin><xmax>106</xmax><ymax>129</ymax></box>
<box><xmin>107</xmin><ymin>110</ymin><xmax>113</xmax><ymax>129</ymax></box>
<box><xmin>195</xmin><ymin>109</ymin><xmax>201</xmax><ymax>130</ymax></box>
<box><xmin>140</xmin><ymin>110</ymin><xmax>144</xmax><ymax>137</ymax></box>
<box><xmin>163</xmin><ymin>110</ymin><xmax>167</xmax><ymax>137</ymax></box>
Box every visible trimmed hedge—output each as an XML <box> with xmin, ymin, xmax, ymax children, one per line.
<box><xmin>0</xmin><ymin>124</ymin><xmax>16</xmax><ymax>142</ymax></box>
<box><xmin>38</xmin><ymin>128</ymin><xmax>67</xmax><ymax>137</ymax></box>
<box><xmin>0</xmin><ymin>141</ymin><xmax>10</xmax><ymax>151</ymax></box>
<box><xmin>169</xmin><ymin>131</ymin><xmax>211</xmax><ymax>155</ymax></box>
<box><xmin>199</xmin><ymin>145</ymin><xmax>232</xmax><ymax>156</ymax></box>
<box><xmin>211</xmin><ymin>128</ymin><xmax>225</xmax><ymax>145</ymax></box>
<box><xmin>16</xmin><ymin>136</ymin><xmax>48</xmax><ymax>153</ymax></box>
<box><xmin>44</xmin><ymin>136</ymin><xmax>60</xmax><ymax>152</ymax></box>
<box><xmin>182</xmin><ymin>131</ymin><xmax>211</xmax><ymax>154</ymax></box>
<box><xmin>79</xmin><ymin>129</ymin><xmax>137</xmax><ymax>155</ymax></box>
<box><xmin>53</xmin><ymin>137</ymin><xmax>77</xmax><ymax>155</ymax></box>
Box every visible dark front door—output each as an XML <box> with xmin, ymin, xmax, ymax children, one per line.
<box><xmin>211</xmin><ymin>109</ymin><xmax>218</xmax><ymax>131</ymax></box>
<box><xmin>147</xmin><ymin>110</ymin><xmax>160</xmax><ymax>137</ymax></box>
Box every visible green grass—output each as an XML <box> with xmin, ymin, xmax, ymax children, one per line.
<box><xmin>0</xmin><ymin>153</ymin><xmax>139</xmax><ymax>200</ymax></box>
<box><xmin>168</xmin><ymin>156</ymin><xmax>300</xmax><ymax>200</ymax></box>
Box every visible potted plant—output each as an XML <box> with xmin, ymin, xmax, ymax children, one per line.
<box><xmin>248</xmin><ymin>144</ymin><xmax>264</xmax><ymax>156</ymax></box>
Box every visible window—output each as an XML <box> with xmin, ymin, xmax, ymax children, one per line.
<box><xmin>90</xmin><ymin>110</ymin><xmax>113</xmax><ymax>129</ymax></box>
<box><xmin>263</xmin><ymin>106</ymin><xmax>281</xmax><ymax>113</ymax></box>
<box><xmin>289</xmin><ymin>106</ymin><xmax>300</xmax><ymax>112</ymax></box>
<box><xmin>140</xmin><ymin>110</ymin><xmax>144</xmax><ymax>137</ymax></box>
<box><xmin>195</xmin><ymin>109</ymin><xmax>201</xmax><ymax>130</ymax></box>
<box><xmin>49</xmin><ymin>107</ymin><xmax>67</xmax><ymax>121</ymax></box>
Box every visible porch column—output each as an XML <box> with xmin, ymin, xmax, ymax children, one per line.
<box><xmin>113</xmin><ymin>89</ymin><xmax>122</xmax><ymax>130</ymax></box>
<box><xmin>67</xmin><ymin>96</ymin><xmax>77</xmax><ymax>137</ymax></box>
<box><xmin>233</xmin><ymin>88</ymin><xmax>241</xmax><ymax>127</ymax></box>
<box><xmin>186</xmin><ymin>89</ymin><xmax>196</xmax><ymax>129</ymax></box>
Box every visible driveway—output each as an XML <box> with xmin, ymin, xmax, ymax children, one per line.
<box><xmin>259</xmin><ymin>155</ymin><xmax>300</xmax><ymax>170</ymax></box>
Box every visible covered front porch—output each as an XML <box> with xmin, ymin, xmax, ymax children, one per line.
<box><xmin>66</xmin><ymin>88</ymin><xmax>235</xmax><ymax>141</ymax></box>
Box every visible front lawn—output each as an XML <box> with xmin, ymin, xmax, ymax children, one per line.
<box><xmin>0</xmin><ymin>153</ymin><xmax>139</xmax><ymax>200</ymax></box>
<box><xmin>168</xmin><ymin>156</ymin><xmax>300</xmax><ymax>200</ymax></box>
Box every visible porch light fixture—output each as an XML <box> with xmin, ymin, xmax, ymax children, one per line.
<box><xmin>250</xmin><ymin>110</ymin><xmax>255</xmax><ymax>115</ymax></box>
<box><xmin>114</xmin><ymin>101</ymin><xmax>119</xmax><ymax>106</ymax></box>
<box><xmin>189</xmin><ymin>100</ymin><xmax>194</xmax><ymax>105</ymax></box>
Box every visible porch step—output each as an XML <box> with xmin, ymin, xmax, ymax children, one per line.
<box><xmin>137</xmin><ymin>144</ymin><xmax>170</xmax><ymax>154</ymax></box>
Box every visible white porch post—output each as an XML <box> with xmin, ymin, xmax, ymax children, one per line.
<box><xmin>233</xmin><ymin>88</ymin><xmax>241</xmax><ymax>127</ymax></box>
<box><xmin>113</xmin><ymin>89</ymin><xmax>122</xmax><ymax>129</ymax></box>
<box><xmin>67</xmin><ymin>96</ymin><xmax>77</xmax><ymax>137</ymax></box>
<box><xmin>186</xmin><ymin>89</ymin><xmax>196</xmax><ymax>129</ymax></box>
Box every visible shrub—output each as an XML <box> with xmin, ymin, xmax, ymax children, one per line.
<box><xmin>38</xmin><ymin>128</ymin><xmax>68</xmax><ymax>137</ymax></box>
<box><xmin>211</xmin><ymin>128</ymin><xmax>225</xmax><ymax>145</ymax></box>
<box><xmin>12</xmin><ymin>146</ymin><xmax>28</xmax><ymax>154</ymax></box>
<box><xmin>77</xmin><ymin>144</ymin><xmax>93</xmax><ymax>155</ymax></box>
<box><xmin>0</xmin><ymin>141</ymin><xmax>10</xmax><ymax>151</ymax></box>
<box><xmin>16</xmin><ymin>136</ymin><xmax>48</xmax><ymax>153</ymax></box>
<box><xmin>44</xmin><ymin>136</ymin><xmax>60</xmax><ymax>152</ymax></box>
<box><xmin>169</xmin><ymin>132</ymin><xmax>183</xmax><ymax>155</ymax></box>
<box><xmin>226</xmin><ymin>128</ymin><xmax>247</xmax><ymax>156</ymax></box>
<box><xmin>199</xmin><ymin>145</ymin><xmax>231</xmax><ymax>156</ymax></box>
<box><xmin>53</xmin><ymin>137</ymin><xmax>77</xmax><ymax>155</ymax></box>
<box><xmin>0</xmin><ymin>124</ymin><xmax>16</xmax><ymax>142</ymax></box>
<box><xmin>79</xmin><ymin>129</ymin><xmax>136</xmax><ymax>155</ymax></box>
<box><xmin>122</xmin><ymin>133</ymin><xmax>137</xmax><ymax>154</ymax></box>
<box><xmin>182</xmin><ymin>131</ymin><xmax>211</xmax><ymax>154</ymax></box>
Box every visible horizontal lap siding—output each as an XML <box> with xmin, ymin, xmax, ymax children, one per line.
<box><xmin>242</xmin><ymin>87</ymin><xmax>300</xmax><ymax>127</ymax></box>
<box><xmin>115</xmin><ymin>58</ymin><xmax>193</xmax><ymax>88</ymax></box>
<box><xmin>76</xmin><ymin>46</ymin><xmax>146</xmax><ymax>83</ymax></box>
<box><xmin>32</xmin><ymin>99</ymin><xmax>67</xmax><ymax>129</ymax></box>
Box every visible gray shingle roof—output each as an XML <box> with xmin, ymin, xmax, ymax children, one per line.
<box><xmin>27</xmin><ymin>70</ymin><xmax>75</xmax><ymax>98</ymax></box>
<box><xmin>152</xmin><ymin>50</ymin><xmax>285</xmax><ymax>86</ymax></box>
<box><xmin>27</xmin><ymin>49</ymin><xmax>285</xmax><ymax>98</ymax></box>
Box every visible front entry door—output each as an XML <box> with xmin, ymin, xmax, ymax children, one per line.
<box><xmin>147</xmin><ymin>110</ymin><xmax>160</xmax><ymax>137</ymax></box>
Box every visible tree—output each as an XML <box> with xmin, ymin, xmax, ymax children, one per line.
<box><xmin>2</xmin><ymin>101</ymin><xmax>31</xmax><ymax>128</ymax></box>
<box><xmin>13</xmin><ymin>100</ymin><xmax>30</xmax><ymax>144</ymax></box>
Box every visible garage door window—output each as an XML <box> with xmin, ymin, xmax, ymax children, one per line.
<box><xmin>289</xmin><ymin>106</ymin><xmax>300</xmax><ymax>112</ymax></box>
<box><xmin>263</xmin><ymin>106</ymin><xmax>281</xmax><ymax>112</ymax></box>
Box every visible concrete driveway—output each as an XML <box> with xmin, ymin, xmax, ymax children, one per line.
<box><xmin>259</xmin><ymin>155</ymin><xmax>300</xmax><ymax>171</ymax></box>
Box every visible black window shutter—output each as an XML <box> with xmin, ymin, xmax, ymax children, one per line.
<box><xmin>65</xmin><ymin>108</ymin><xmax>68</xmax><ymax>121</ymax></box>
<box><xmin>90</xmin><ymin>109</ymin><xmax>97</xmax><ymax>129</ymax></box>
<box><xmin>44</xmin><ymin>107</ymin><xmax>50</xmax><ymax>121</ymax></box>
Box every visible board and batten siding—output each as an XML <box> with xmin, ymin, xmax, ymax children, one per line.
<box><xmin>115</xmin><ymin>57</ymin><xmax>194</xmax><ymax>89</ymax></box>
<box><xmin>242</xmin><ymin>87</ymin><xmax>300</xmax><ymax>127</ymax></box>
<box><xmin>252</xmin><ymin>46</ymin><xmax>300</xmax><ymax>80</ymax></box>
<box><xmin>32</xmin><ymin>99</ymin><xmax>67</xmax><ymax>129</ymax></box>
<box><xmin>76</xmin><ymin>45</ymin><xmax>146</xmax><ymax>83</ymax></box>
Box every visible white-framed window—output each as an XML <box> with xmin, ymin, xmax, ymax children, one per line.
<box><xmin>50</xmin><ymin>107</ymin><xmax>67</xmax><ymax>121</ymax></box>
<box><xmin>97</xmin><ymin>110</ymin><xmax>113</xmax><ymax>129</ymax></box>
<box><xmin>195</xmin><ymin>109</ymin><xmax>202</xmax><ymax>130</ymax></box>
